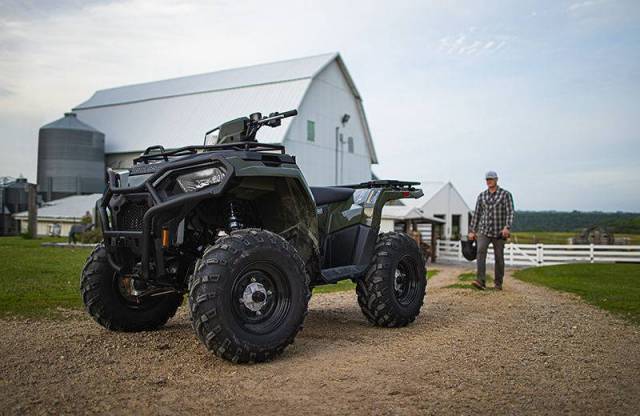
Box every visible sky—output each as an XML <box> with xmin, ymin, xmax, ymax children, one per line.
<box><xmin>1</xmin><ymin>0</ymin><xmax>639</xmax><ymax>211</ymax></box>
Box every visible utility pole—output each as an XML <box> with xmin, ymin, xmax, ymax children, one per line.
<box><xmin>334</xmin><ymin>113</ymin><xmax>350</xmax><ymax>185</ymax></box>
<box><xmin>339</xmin><ymin>133</ymin><xmax>345</xmax><ymax>184</ymax></box>
<box><xmin>335</xmin><ymin>127</ymin><xmax>340</xmax><ymax>185</ymax></box>
<box><xmin>27</xmin><ymin>183</ymin><xmax>37</xmax><ymax>239</ymax></box>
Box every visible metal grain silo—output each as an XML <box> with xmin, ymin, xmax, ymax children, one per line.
<box><xmin>37</xmin><ymin>112</ymin><xmax>105</xmax><ymax>201</ymax></box>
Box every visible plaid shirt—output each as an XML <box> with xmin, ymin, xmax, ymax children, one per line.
<box><xmin>470</xmin><ymin>187</ymin><xmax>514</xmax><ymax>237</ymax></box>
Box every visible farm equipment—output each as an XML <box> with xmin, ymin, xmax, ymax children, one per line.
<box><xmin>571</xmin><ymin>225</ymin><xmax>615</xmax><ymax>245</ymax></box>
<box><xmin>81</xmin><ymin>110</ymin><xmax>427</xmax><ymax>363</ymax></box>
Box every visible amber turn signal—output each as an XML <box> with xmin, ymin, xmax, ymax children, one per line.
<box><xmin>161</xmin><ymin>227</ymin><xmax>170</xmax><ymax>248</ymax></box>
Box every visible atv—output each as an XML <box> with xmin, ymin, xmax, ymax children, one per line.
<box><xmin>82</xmin><ymin>109</ymin><xmax>427</xmax><ymax>363</ymax></box>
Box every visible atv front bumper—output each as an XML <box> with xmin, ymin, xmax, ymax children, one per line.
<box><xmin>98</xmin><ymin>156</ymin><xmax>234</xmax><ymax>280</ymax></box>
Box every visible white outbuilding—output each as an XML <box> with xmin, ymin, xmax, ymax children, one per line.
<box><xmin>382</xmin><ymin>182</ymin><xmax>471</xmax><ymax>242</ymax></box>
<box><xmin>72</xmin><ymin>53</ymin><xmax>377</xmax><ymax>186</ymax></box>
<box><xmin>13</xmin><ymin>193</ymin><xmax>102</xmax><ymax>237</ymax></box>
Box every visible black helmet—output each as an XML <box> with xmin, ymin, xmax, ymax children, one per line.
<box><xmin>461</xmin><ymin>240</ymin><xmax>477</xmax><ymax>261</ymax></box>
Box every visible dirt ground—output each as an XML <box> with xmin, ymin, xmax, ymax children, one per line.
<box><xmin>1</xmin><ymin>265</ymin><xmax>639</xmax><ymax>415</ymax></box>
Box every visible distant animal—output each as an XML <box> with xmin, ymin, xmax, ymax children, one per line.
<box><xmin>69</xmin><ymin>223</ymin><xmax>95</xmax><ymax>244</ymax></box>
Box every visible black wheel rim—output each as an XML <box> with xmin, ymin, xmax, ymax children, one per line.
<box><xmin>393</xmin><ymin>256</ymin><xmax>420</xmax><ymax>306</ymax></box>
<box><xmin>231</xmin><ymin>261</ymin><xmax>291</xmax><ymax>335</ymax></box>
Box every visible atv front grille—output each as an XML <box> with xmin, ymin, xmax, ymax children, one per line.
<box><xmin>117</xmin><ymin>200</ymin><xmax>149</xmax><ymax>231</ymax></box>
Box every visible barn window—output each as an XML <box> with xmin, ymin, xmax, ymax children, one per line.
<box><xmin>307</xmin><ymin>120</ymin><xmax>315</xmax><ymax>142</ymax></box>
<box><xmin>347</xmin><ymin>137</ymin><xmax>354</xmax><ymax>153</ymax></box>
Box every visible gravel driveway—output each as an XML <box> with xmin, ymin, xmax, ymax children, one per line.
<box><xmin>1</xmin><ymin>265</ymin><xmax>639</xmax><ymax>415</ymax></box>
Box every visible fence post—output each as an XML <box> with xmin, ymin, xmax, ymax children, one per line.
<box><xmin>27</xmin><ymin>183</ymin><xmax>38</xmax><ymax>239</ymax></box>
<box><xmin>537</xmin><ymin>243</ymin><xmax>543</xmax><ymax>265</ymax></box>
<box><xmin>457</xmin><ymin>240</ymin><xmax>462</xmax><ymax>261</ymax></box>
<box><xmin>509</xmin><ymin>243</ymin><xmax>513</xmax><ymax>266</ymax></box>
<box><xmin>590</xmin><ymin>244</ymin><xmax>595</xmax><ymax>263</ymax></box>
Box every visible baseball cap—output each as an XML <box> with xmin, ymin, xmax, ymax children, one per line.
<box><xmin>485</xmin><ymin>171</ymin><xmax>498</xmax><ymax>179</ymax></box>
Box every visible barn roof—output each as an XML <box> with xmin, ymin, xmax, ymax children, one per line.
<box><xmin>72</xmin><ymin>53</ymin><xmax>377</xmax><ymax>162</ymax></box>
<box><xmin>74</xmin><ymin>53</ymin><xmax>339</xmax><ymax>110</ymax></box>
<box><xmin>13</xmin><ymin>194</ymin><xmax>102</xmax><ymax>221</ymax></box>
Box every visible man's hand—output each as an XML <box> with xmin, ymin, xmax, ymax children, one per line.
<box><xmin>468</xmin><ymin>232</ymin><xmax>476</xmax><ymax>241</ymax></box>
<box><xmin>501</xmin><ymin>227</ymin><xmax>510</xmax><ymax>239</ymax></box>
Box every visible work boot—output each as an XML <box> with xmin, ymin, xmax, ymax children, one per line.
<box><xmin>471</xmin><ymin>280</ymin><xmax>485</xmax><ymax>290</ymax></box>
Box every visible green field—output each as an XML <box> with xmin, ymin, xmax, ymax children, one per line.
<box><xmin>0</xmin><ymin>236</ymin><xmax>438</xmax><ymax>317</ymax></box>
<box><xmin>0</xmin><ymin>236</ymin><xmax>92</xmax><ymax>318</ymax></box>
<box><xmin>514</xmin><ymin>263</ymin><xmax>640</xmax><ymax>324</ymax></box>
<box><xmin>511</xmin><ymin>231</ymin><xmax>640</xmax><ymax>245</ymax></box>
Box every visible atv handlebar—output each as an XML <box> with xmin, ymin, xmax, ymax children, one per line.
<box><xmin>244</xmin><ymin>109</ymin><xmax>298</xmax><ymax>139</ymax></box>
<box><xmin>204</xmin><ymin>109</ymin><xmax>299</xmax><ymax>145</ymax></box>
<box><xmin>253</xmin><ymin>109</ymin><xmax>298</xmax><ymax>127</ymax></box>
<box><xmin>281</xmin><ymin>109</ymin><xmax>298</xmax><ymax>118</ymax></box>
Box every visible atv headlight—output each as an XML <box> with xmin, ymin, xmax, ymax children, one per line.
<box><xmin>176</xmin><ymin>167</ymin><xmax>226</xmax><ymax>192</ymax></box>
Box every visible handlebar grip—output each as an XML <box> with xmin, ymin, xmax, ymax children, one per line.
<box><xmin>281</xmin><ymin>109</ymin><xmax>298</xmax><ymax>118</ymax></box>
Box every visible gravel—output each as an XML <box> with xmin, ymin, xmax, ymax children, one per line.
<box><xmin>1</xmin><ymin>265</ymin><xmax>639</xmax><ymax>415</ymax></box>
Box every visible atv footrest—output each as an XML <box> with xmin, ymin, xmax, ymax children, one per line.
<box><xmin>320</xmin><ymin>265</ymin><xmax>368</xmax><ymax>283</ymax></box>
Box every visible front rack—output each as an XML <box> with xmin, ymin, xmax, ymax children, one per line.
<box><xmin>133</xmin><ymin>142</ymin><xmax>286</xmax><ymax>165</ymax></box>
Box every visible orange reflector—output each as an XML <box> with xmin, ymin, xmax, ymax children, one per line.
<box><xmin>161</xmin><ymin>228</ymin><xmax>170</xmax><ymax>248</ymax></box>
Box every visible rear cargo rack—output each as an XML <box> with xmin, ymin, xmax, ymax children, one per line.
<box><xmin>133</xmin><ymin>142</ymin><xmax>286</xmax><ymax>165</ymax></box>
<box><xmin>343</xmin><ymin>180</ymin><xmax>421</xmax><ymax>190</ymax></box>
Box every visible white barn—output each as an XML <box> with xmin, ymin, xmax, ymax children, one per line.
<box><xmin>383</xmin><ymin>182</ymin><xmax>471</xmax><ymax>241</ymax></box>
<box><xmin>72</xmin><ymin>53</ymin><xmax>377</xmax><ymax>186</ymax></box>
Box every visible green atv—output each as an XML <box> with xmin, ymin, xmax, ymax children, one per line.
<box><xmin>82</xmin><ymin>110</ymin><xmax>427</xmax><ymax>363</ymax></box>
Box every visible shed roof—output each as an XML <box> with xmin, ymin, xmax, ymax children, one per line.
<box><xmin>13</xmin><ymin>194</ymin><xmax>102</xmax><ymax>221</ymax></box>
<box><xmin>381</xmin><ymin>205</ymin><xmax>446</xmax><ymax>223</ymax></box>
<box><xmin>402</xmin><ymin>182</ymin><xmax>471</xmax><ymax>212</ymax></box>
<box><xmin>0</xmin><ymin>177</ymin><xmax>32</xmax><ymax>188</ymax></box>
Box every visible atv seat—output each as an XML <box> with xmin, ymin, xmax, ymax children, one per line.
<box><xmin>309</xmin><ymin>186</ymin><xmax>354</xmax><ymax>206</ymax></box>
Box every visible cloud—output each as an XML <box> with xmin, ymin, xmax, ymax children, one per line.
<box><xmin>0</xmin><ymin>0</ymin><xmax>638</xmax><ymax>211</ymax></box>
<box><xmin>568</xmin><ymin>0</ymin><xmax>600</xmax><ymax>11</ymax></box>
<box><xmin>437</xmin><ymin>28</ymin><xmax>508</xmax><ymax>57</ymax></box>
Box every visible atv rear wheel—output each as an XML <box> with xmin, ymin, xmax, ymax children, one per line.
<box><xmin>189</xmin><ymin>229</ymin><xmax>310</xmax><ymax>363</ymax></box>
<box><xmin>80</xmin><ymin>244</ymin><xmax>183</xmax><ymax>332</ymax></box>
<box><xmin>356</xmin><ymin>232</ymin><xmax>427</xmax><ymax>327</ymax></box>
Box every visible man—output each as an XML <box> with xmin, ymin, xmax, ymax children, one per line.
<box><xmin>468</xmin><ymin>171</ymin><xmax>514</xmax><ymax>290</ymax></box>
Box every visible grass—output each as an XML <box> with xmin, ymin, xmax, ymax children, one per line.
<box><xmin>313</xmin><ymin>269</ymin><xmax>440</xmax><ymax>294</ymax></box>
<box><xmin>0</xmin><ymin>236</ymin><xmax>92</xmax><ymax>318</ymax></box>
<box><xmin>0</xmin><ymin>235</ymin><xmax>438</xmax><ymax>316</ymax></box>
<box><xmin>511</xmin><ymin>231</ymin><xmax>640</xmax><ymax>245</ymax></box>
<box><xmin>445</xmin><ymin>272</ymin><xmax>494</xmax><ymax>289</ymax></box>
<box><xmin>514</xmin><ymin>263</ymin><xmax>640</xmax><ymax>324</ymax></box>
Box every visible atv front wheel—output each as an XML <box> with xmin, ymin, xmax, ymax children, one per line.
<box><xmin>80</xmin><ymin>244</ymin><xmax>183</xmax><ymax>332</ymax></box>
<box><xmin>356</xmin><ymin>232</ymin><xmax>427</xmax><ymax>327</ymax></box>
<box><xmin>189</xmin><ymin>229</ymin><xmax>310</xmax><ymax>363</ymax></box>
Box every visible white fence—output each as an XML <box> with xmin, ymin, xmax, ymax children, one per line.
<box><xmin>436</xmin><ymin>240</ymin><xmax>640</xmax><ymax>266</ymax></box>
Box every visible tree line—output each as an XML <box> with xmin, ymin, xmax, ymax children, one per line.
<box><xmin>512</xmin><ymin>211</ymin><xmax>640</xmax><ymax>233</ymax></box>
